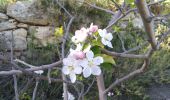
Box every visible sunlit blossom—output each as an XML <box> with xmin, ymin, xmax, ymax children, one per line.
<box><xmin>80</xmin><ymin>51</ymin><xmax>103</xmax><ymax>78</ymax></box>
<box><xmin>71</xmin><ymin>27</ymin><xmax>88</xmax><ymax>43</ymax></box>
<box><xmin>62</xmin><ymin>57</ymin><xmax>82</xmax><ymax>83</ymax></box>
<box><xmin>98</xmin><ymin>29</ymin><xmax>113</xmax><ymax>48</ymax></box>
<box><xmin>89</xmin><ymin>23</ymin><xmax>98</xmax><ymax>34</ymax></box>
<box><xmin>70</xmin><ymin>43</ymin><xmax>91</xmax><ymax>60</ymax></box>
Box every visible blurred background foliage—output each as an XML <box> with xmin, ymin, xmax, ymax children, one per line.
<box><xmin>0</xmin><ymin>0</ymin><xmax>170</xmax><ymax>100</ymax></box>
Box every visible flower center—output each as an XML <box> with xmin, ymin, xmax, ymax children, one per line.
<box><xmin>88</xmin><ymin>61</ymin><xmax>94</xmax><ymax>67</ymax></box>
<box><xmin>104</xmin><ymin>35</ymin><xmax>109</xmax><ymax>41</ymax></box>
<box><xmin>68</xmin><ymin>66</ymin><xmax>74</xmax><ymax>71</ymax></box>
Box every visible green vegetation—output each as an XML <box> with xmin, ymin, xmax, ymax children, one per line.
<box><xmin>0</xmin><ymin>0</ymin><xmax>170</xmax><ymax>100</ymax></box>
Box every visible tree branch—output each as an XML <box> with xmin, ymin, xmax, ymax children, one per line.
<box><xmin>135</xmin><ymin>0</ymin><xmax>157</xmax><ymax>49</ymax></box>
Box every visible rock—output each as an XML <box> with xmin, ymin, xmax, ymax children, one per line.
<box><xmin>28</xmin><ymin>26</ymin><xmax>58</xmax><ymax>46</ymax></box>
<box><xmin>13</xmin><ymin>28</ymin><xmax>27</xmax><ymax>50</ymax></box>
<box><xmin>0</xmin><ymin>20</ymin><xmax>17</xmax><ymax>31</ymax></box>
<box><xmin>17</xmin><ymin>23</ymin><xmax>28</xmax><ymax>29</ymax></box>
<box><xmin>0</xmin><ymin>13</ymin><xmax>8</xmax><ymax>20</ymax></box>
<box><xmin>122</xmin><ymin>13</ymin><xmax>135</xmax><ymax>21</ymax></box>
<box><xmin>7</xmin><ymin>1</ymin><xmax>49</xmax><ymax>25</ymax></box>
<box><xmin>132</xmin><ymin>17</ymin><xmax>144</xmax><ymax>29</ymax></box>
<box><xmin>0</xmin><ymin>30</ymin><xmax>13</xmax><ymax>49</ymax></box>
<box><xmin>0</xmin><ymin>28</ymin><xmax>27</xmax><ymax>50</ymax></box>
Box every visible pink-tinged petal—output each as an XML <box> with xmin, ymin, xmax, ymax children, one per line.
<box><xmin>98</xmin><ymin>29</ymin><xmax>104</xmax><ymax>37</ymax></box>
<box><xmin>74</xmin><ymin>51</ymin><xmax>85</xmax><ymax>60</ymax></box>
<box><xmin>93</xmin><ymin>56</ymin><xmax>104</xmax><ymax>65</ymax></box>
<box><xmin>106</xmin><ymin>33</ymin><xmax>113</xmax><ymax>41</ymax></box>
<box><xmin>62</xmin><ymin>66</ymin><xmax>70</xmax><ymax>75</ymax></box>
<box><xmin>86</xmin><ymin>51</ymin><xmax>94</xmax><ymax>61</ymax></box>
<box><xmin>89</xmin><ymin>23</ymin><xmax>98</xmax><ymax>33</ymax></box>
<box><xmin>79</xmin><ymin>59</ymin><xmax>88</xmax><ymax>68</ymax></box>
<box><xmin>91</xmin><ymin>66</ymin><xmax>101</xmax><ymax>76</ymax></box>
<box><xmin>83</xmin><ymin>67</ymin><xmax>92</xmax><ymax>78</ymax></box>
<box><xmin>101</xmin><ymin>38</ymin><xmax>107</xmax><ymax>45</ymax></box>
<box><xmin>107</xmin><ymin>41</ymin><xmax>113</xmax><ymax>48</ymax></box>
<box><xmin>69</xmin><ymin>73</ymin><xmax>76</xmax><ymax>83</ymax></box>
<box><xmin>74</xmin><ymin>66</ymin><xmax>82</xmax><ymax>74</ymax></box>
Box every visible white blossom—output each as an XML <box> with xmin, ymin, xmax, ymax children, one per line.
<box><xmin>62</xmin><ymin>56</ymin><xmax>82</xmax><ymax>83</ymax></box>
<box><xmin>98</xmin><ymin>29</ymin><xmax>113</xmax><ymax>48</ymax></box>
<box><xmin>80</xmin><ymin>51</ymin><xmax>103</xmax><ymax>78</ymax></box>
<box><xmin>107</xmin><ymin>92</ymin><xmax>114</xmax><ymax>97</ymax></box>
<box><xmin>34</xmin><ymin>70</ymin><xmax>44</xmax><ymax>74</ymax></box>
<box><xmin>89</xmin><ymin>23</ymin><xmax>98</xmax><ymax>34</ymax></box>
<box><xmin>71</xmin><ymin>27</ymin><xmax>88</xmax><ymax>43</ymax></box>
<box><xmin>62</xmin><ymin>91</ymin><xmax>75</xmax><ymax>100</ymax></box>
<box><xmin>69</xmin><ymin>43</ymin><xmax>91</xmax><ymax>60</ymax></box>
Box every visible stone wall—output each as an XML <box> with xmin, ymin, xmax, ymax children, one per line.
<box><xmin>0</xmin><ymin>0</ymin><xmax>58</xmax><ymax>53</ymax></box>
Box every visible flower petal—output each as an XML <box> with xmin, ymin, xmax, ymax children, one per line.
<box><xmin>74</xmin><ymin>66</ymin><xmax>82</xmax><ymax>74</ymax></box>
<box><xmin>107</xmin><ymin>41</ymin><xmax>113</xmax><ymax>48</ymax></box>
<box><xmin>63</xmin><ymin>58</ymin><xmax>72</xmax><ymax>66</ymax></box>
<box><xmin>98</xmin><ymin>29</ymin><xmax>104</xmax><ymax>37</ymax></box>
<box><xmin>79</xmin><ymin>59</ymin><xmax>88</xmax><ymax>68</ymax></box>
<box><xmin>83</xmin><ymin>67</ymin><xmax>92</xmax><ymax>78</ymax></box>
<box><xmin>106</xmin><ymin>33</ymin><xmax>113</xmax><ymax>41</ymax></box>
<box><xmin>69</xmin><ymin>73</ymin><xmax>76</xmax><ymax>83</ymax></box>
<box><xmin>86</xmin><ymin>51</ymin><xmax>94</xmax><ymax>61</ymax></box>
<box><xmin>93</xmin><ymin>56</ymin><xmax>104</xmax><ymax>65</ymax></box>
<box><xmin>91</xmin><ymin>66</ymin><xmax>101</xmax><ymax>76</ymax></box>
<box><xmin>101</xmin><ymin>38</ymin><xmax>107</xmax><ymax>45</ymax></box>
<box><xmin>71</xmin><ymin>36</ymin><xmax>78</xmax><ymax>43</ymax></box>
<box><xmin>75</xmin><ymin>43</ymin><xmax>83</xmax><ymax>51</ymax></box>
<box><xmin>34</xmin><ymin>70</ymin><xmax>44</xmax><ymax>74</ymax></box>
<box><xmin>62</xmin><ymin>66</ymin><xmax>70</xmax><ymax>75</ymax></box>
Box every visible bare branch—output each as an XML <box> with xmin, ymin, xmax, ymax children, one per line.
<box><xmin>104</xmin><ymin>59</ymin><xmax>150</xmax><ymax>94</ymax></box>
<box><xmin>0</xmin><ymin>60</ymin><xmax>62</xmax><ymax>75</ymax></box>
<box><xmin>106</xmin><ymin>0</ymin><xmax>165</xmax><ymax>29</ymax></box>
<box><xmin>84</xmin><ymin>1</ymin><xmax>115</xmax><ymax>15</ymax></box>
<box><xmin>101</xmin><ymin>48</ymin><xmax>148</xmax><ymax>59</ymax></box>
<box><xmin>117</xmin><ymin>33</ymin><xmax>126</xmax><ymax>52</ymax></box>
<box><xmin>11</xmin><ymin>30</ymin><xmax>19</xmax><ymax>100</ymax></box>
<box><xmin>47</xmin><ymin>68</ymin><xmax>52</xmax><ymax>84</ymax></box>
<box><xmin>83</xmin><ymin>78</ymin><xmax>95</xmax><ymax>96</ymax></box>
<box><xmin>96</xmin><ymin>73</ymin><xmax>107</xmax><ymax>100</ymax></box>
<box><xmin>123</xmin><ymin>42</ymin><xmax>148</xmax><ymax>54</ymax></box>
<box><xmin>32</xmin><ymin>78</ymin><xmax>39</xmax><ymax>100</ymax></box>
<box><xmin>135</xmin><ymin>0</ymin><xmax>157</xmax><ymax>49</ymax></box>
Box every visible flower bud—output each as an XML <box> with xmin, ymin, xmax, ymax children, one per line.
<box><xmin>74</xmin><ymin>51</ymin><xmax>85</xmax><ymax>60</ymax></box>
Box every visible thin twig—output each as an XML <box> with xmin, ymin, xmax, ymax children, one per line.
<box><xmin>123</xmin><ymin>42</ymin><xmax>148</xmax><ymax>54</ymax></box>
<box><xmin>117</xmin><ymin>33</ymin><xmax>126</xmax><ymax>52</ymax></box>
<box><xmin>83</xmin><ymin>78</ymin><xmax>95</xmax><ymax>96</ymax></box>
<box><xmin>11</xmin><ymin>31</ymin><xmax>19</xmax><ymax>100</ymax></box>
<box><xmin>47</xmin><ymin>68</ymin><xmax>52</xmax><ymax>84</ymax></box>
<box><xmin>104</xmin><ymin>59</ymin><xmax>150</xmax><ymax>94</ymax></box>
<box><xmin>56</xmin><ymin>1</ymin><xmax>74</xmax><ymax>100</ymax></box>
<box><xmin>84</xmin><ymin>1</ymin><xmax>115</xmax><ymax>15</ymax></box>
<box><xmin>32</xmin><ymin>78</ymin><xmax>39</xmax><ymax>100</ymax></box>
<box><xmin>101</xmin><ymin>48</ymin><xmax>148</xmax><ymax>59</ymax></box>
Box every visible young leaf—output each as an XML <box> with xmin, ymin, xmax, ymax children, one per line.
<box><xmin>96</xmin><ymin>54</ymin><xmax>116</xmax><ymax>65</ymax></box>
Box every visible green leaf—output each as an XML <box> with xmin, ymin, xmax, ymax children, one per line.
<box><xmin>91</xmin><ymin>38</ymin><xmax>104</xmax><ymax>48</ymax></box>
<box><xmin>91</xmin><ymin>46</ymin><xmax>101</xmax><ymax>55</ymax></box>
<box><xmin>100</xmin><ymin>63</ymin><xmax>113</xmax><ymax>72</ymax></box>
<box><xmin>96</xmin><ymin>54</ymin><xmax>116</xmax><ymax>65</ymax></box>
<box><xmin>125</xmin><ymin>0</ymin><xmax>134</xmax><ymax>4</ymax></box>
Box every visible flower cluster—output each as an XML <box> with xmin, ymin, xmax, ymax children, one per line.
<box><xmin>62</xmin><ymin>23</ymin><xmax>113</xmax><ymax>83</ymax></box>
